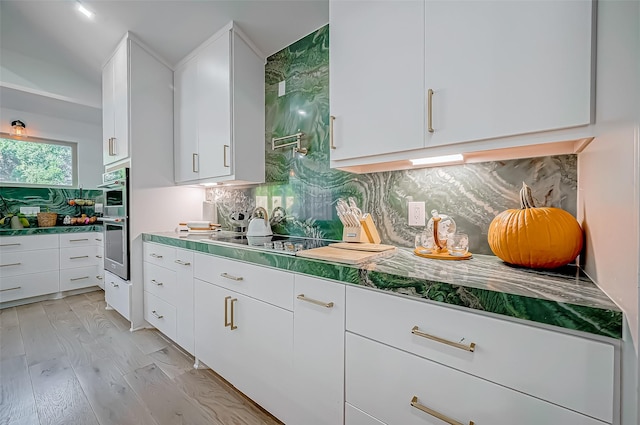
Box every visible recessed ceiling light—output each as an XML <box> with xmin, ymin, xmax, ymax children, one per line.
<box><xmin>76</xmin><ymin>2</ymin><xmax>95</xmax><ymax>19</ymax></box>
<box><xmin>410</xmin><ymin>153</ymin><xmax>464</xmax><ymax>166</ymax></box>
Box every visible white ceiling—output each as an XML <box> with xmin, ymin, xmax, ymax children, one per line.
<box><xmin>0</xmin><ymin>0</ymin><xmax>328</xmax><ymax>109</ymax></box>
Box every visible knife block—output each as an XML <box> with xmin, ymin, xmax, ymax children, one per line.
<box><xmin>342</xmin><ymin>225</ymin><xmax>370</xmax><ymax>243</ymax></box>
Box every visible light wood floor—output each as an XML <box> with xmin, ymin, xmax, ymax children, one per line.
<box><xmin>0</xmin><ymin>290</ymin><xmax>282</xmax><ymax>425</ymax></box>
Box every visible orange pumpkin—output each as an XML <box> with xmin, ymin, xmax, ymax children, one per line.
<box><xmin>488</xmin><ymin>182</ymin><xmax>583</xmax><ymax>269</ymax></box>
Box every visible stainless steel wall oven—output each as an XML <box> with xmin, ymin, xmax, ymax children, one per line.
<box><xmin>98</xmin><ymin>168</ymin><xmax>129</xmax><ymax>280</ymax></box>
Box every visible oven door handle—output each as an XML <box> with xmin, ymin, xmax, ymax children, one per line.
<box><xmin>99</xmin><ymin>217</ymin><xmax>127</xmax><ymax>224</ymax></box>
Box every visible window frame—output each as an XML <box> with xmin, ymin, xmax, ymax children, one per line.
<box><xmin>0</xmin><ymin>132</ymin><xmax>78</xmax><ymax>188</ymax></box>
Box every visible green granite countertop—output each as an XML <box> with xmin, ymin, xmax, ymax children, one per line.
<box><xmin>143</xmin><ymin>231</ymin><xmax>622</xmax><ymax>339</ymax></box>
<box><xmin>0</xmin><ymin>225</ymin><xmax>103</xmax><ymax>236</ymax></box>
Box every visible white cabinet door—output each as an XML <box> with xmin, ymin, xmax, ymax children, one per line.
<box><xmin>194</xmin><ymin>278</ymin><xmax>243</xmax><ymax>384</ymax></box>
<box><xmin>105</xmin><ymin>270</ymin><xmax>131</xmax><ymax>321</ymax></box>
<box><xmin>425</xmin><ymin>0</ymin><xmax>593</xmax><ymax>148</ymax></box>
<box><xmin>329</xmin><ymin>0</ymin><xmax>425</xmax><ymax>160</ymax></box>
<box><xmin>194</xmin><ymin>278</ymin><xmax>293</xmax><ymax>424</ymax></box>
<box><xmin>102</xmin><ymin>54</ymin><xmax>115</xmax><ymax>166</ymax></box>
<box><xmin>174</xmin><ymin>249</ymin><xmax>194</xmax><ymax>354</ymax></box>
<box><xmin>112</xmin><ymin>40</ymin><xmax>129</xmax><ymax>164</ymax></box>
<box><xmin>198</xmin><ymin>30</ymin><xmax>232</xmax><ymax>180</ymax></box>
<box><xmin>292</xmin><ymin>275</ymin><xmax>345</xmax><ymax>425</ymax></box>
<box><xmin>174</xmin><ymin>57</ymin><xmax>200</xmax><ymax>183</ymax></box>
<box><xmin>103</xmin><ymin>40</ymin><xmax>129</xmax><ymax>166</ymax></box>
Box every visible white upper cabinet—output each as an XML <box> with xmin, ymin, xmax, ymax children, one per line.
<box><xmin>102</xmin><ymin>40</ymin><xmax>130</xmax><ymax>166</ymax></box>
<box><xmin>329</xmin><ymin>0</ymin><xmax>594</xmax><ymax>170</ymax></box>
<box><xmin>424</xmin><ymin>0</ymin><xmax>593</xmax><ymax>148</ymax></box>
<box><xmin>174</xmin><ymin>22</ymin><xmax>265</xmax><ymax>185</ymax></box>
<box><xmin>329</xmin><ymin>1</ymin><xmax>426</xmax><ymax>161</ymax></box>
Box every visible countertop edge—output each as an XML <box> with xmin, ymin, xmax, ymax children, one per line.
<box><xmin>142</xmin><ymin>232</ymin><xmax>623</xmax><ymax>339</ymax></box>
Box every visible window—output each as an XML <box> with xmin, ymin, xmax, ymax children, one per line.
<box><xmin>0</xmin><ymin>134</ymin><xmax>77</xmax><ymax>187</ymax></box>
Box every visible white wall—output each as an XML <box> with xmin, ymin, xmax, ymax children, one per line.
<box><xmin>1</xmin><ymin>47</ymin><xmax>101</xmax><ymax>108</ymax></box>
<box><xmin>577</xmin><ymin>1</ymin><xmax>640</xmax><ymax>423</ymax></box>
<box><xmin>0</xmin><ymin>103</ymin><xmax>103</xmax><ymax>188</ymax></box>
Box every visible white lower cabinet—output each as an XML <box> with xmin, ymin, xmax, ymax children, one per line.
<box><xmin>142</xmin><ymin>243</ymin><xmax>195</xmax><ymax>354</ymax></box>
<box><xmin>0</xmin><ymin>234</ymin><xmax>59</xmax><ymax>304</ymax></box>
<box><xmin>291</xmin><ymin>274</ymin><xmax>345</xmax><ymax>425</ymax></box>
<box><xmin>0</xmin><ymin>271</ymin><xmax>59</xmax><ymax>303</ymax></box>
<box><xmin>345</xmin><ymin>286</ymin><xmax>617</xmax><ymax>425</ymax></box>
<box><xmin>194</xmin><ymin>253</ymin><xmax>294</xmax><ymax>424</ymax></box>
<box><xmin>346</xmin><ymin>333</ymin><xmax>605</xmax><ymax>425</ymax></box>
<box><xmin>104</xmin><ymin>270</ymin><xmax>131</xmax><ymax>321</ymax></box>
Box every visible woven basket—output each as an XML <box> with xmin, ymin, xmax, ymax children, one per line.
<box><xmin>37</xmin><ymin>212</ymin><xmax>57</xmax><ymax>227</ymax></box>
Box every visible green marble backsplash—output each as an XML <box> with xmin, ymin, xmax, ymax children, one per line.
<box><xmin>210</xmin><ymin>25</ymin><xmax>578</xmax><ymax>255</ymax></box>
<box><xmin>0</xmin><ymin>186</ymin><xmax>103</xmax><ymax>226</ymax></box>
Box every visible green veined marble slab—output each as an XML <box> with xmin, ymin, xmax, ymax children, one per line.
<box><xmin>0</xmin><ymin>225</ymin><xmax>103</xmax><ymax>236</ymax></box>
<box><xmin>143</xmin><ymin>232</ymin><xmax>622</xmax><ymax>339</ymax></box>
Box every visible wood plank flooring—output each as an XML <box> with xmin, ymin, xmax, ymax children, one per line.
<box><xmin>0</xmin><ymin>291</ymin><xmax>282</xmax><ymax>425</ymax></box>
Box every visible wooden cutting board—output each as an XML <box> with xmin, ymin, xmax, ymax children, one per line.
<box><xmin>296</xmin><ymin>246</ymin><xmax>391</xmax><ymax>265</ymax></box>
<box><xmin>329</xmin><ymin>242</ymin><xmax>396</xmax><ymax>252</ymax></box>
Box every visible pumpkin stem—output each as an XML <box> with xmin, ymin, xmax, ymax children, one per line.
<box><xmin>519</xmin><ymin>182</ymin><xmax>537</xmax><ymax>209</ymax></box>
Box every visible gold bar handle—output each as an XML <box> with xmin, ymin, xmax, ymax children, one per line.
<box><xmin>329</xmin><ymin>115</ymin><xmax>336</xmax><ymax>149</ymax></box>
<box><xmin>0</xmin><ymin>286</ymin><xmax>21</xmax><ymax>292</ymax></box>
<box><xmin>70</xmin><ymin>255</ymin><xmax>89</xmax><ymax>260</ymax></box>
<box><xmin>223</xmin><ymin>145</ymin><xmax>230</xmax><ymax>167</ymax></box>
<box><xmin>96</xmin><ymin>276</ymin><xmax>103</xmax><ymax>280</ymax></box>
<box><xmin>151</xmin><ymin>279</ymin><xmax>163</xmax><ymax>286</ymax></box>
<box><xmin>108</xmin><ymin>138</ymin><xmax>113</xmax><ymax>156</ymax></box>
<box><xmin>151</xmin><ymin>310</ymin><xmax>163</xmax><ymax>319</ymax></box>
<box><xmin>411</xmin><ymin>396</ymin><xmax>474</xmax><ymax>425</ymax></box>
<box><xmin>70</xmin><ymin>276</ymin><xmax>89</xmax><ymax>281</ymax></box>
<box><xmin>174</xmin><ymin>259</ymin><xmax>191</xmax><ymax>266</ymax></box>
<box><xmin>224</xmin><ymin>296</ymin><xmax>232</xmax><ymax>327</ymax></box>
<box><xmin>0</xmin><ymin>243</ymin><xmax>21</xmax><ymax>247</ymax></box>
<box><xmin>411</xmin><ymin>326</ymin><xmax>476</xmax><ymax>352</ymax></box>
<box><xmin>70</xmin><ymin>238</ymin><xmax>89</xmax><ymax>242</ymax></box>
<box><xmin>110</xmin><ymin>281</ymin><xmax>119</xmax><ymax>288</ymax></box>
<box><xmin>95</xmin><ymin>238</ymin><xmax>102</xmax><ymax>242</ymax></box>
<box><xmin>0</xmin><ymin>263</ymin><xmax>21</xmax><ymax>267</ymax></box>
<box><xmin>150</xmin><ymin>253</ymin><xmax>163</xmax><ymax>259</ymax></box>
<box><xmin>96</xmin><ymin>255</ymin><xmax>103</xmax><ymax>259</ymax></box>
<box><xmin>192</xmin><ymin>153</ymin><xmax>199</xmax><ymax>173</ymax></box>
<box><xmin>230</xmin><ymin>298</ymin><xmax>238</xmax><ymax>330</ymax></box>
<box><xmin>427</xmin><ymin>89</ymin><xmax>434</xmax><ymax>133</ymax></box>
<box><xmin>297</xmin><ymin>294</ymin><xmax>334</xmax><ymax>308</ymax></box>
<box><xmin>220</xmin><ymin>272</ymin><xmax>243</xmax><ymax>281</ymax></box>
<box><xmin>112</xmin><ymin>138</ymin><xmax>118</xmax><ymax>156</ymax></box>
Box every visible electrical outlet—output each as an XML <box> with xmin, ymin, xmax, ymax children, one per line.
<box><xmin>272</xmin><ymin>196</ymin><xmax>283</xmax><ymax>211</ymax></box>
<box><xmin>408</xmin><ymin>202</ymin><xmax>425</xmax><ymax>226</ymax></box>
<box><xmin>286</xmin><ymin>196</ymin><xmax>294</xmax><ymax>210</ymax></box>
<box><xmin>255</xmin><ymin>196</ymin><xmax>268</xmax><ymax>210</ymax></box>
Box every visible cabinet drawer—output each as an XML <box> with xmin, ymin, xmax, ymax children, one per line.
<box><xmin>346</xmin><ymin>286</ymin><xmax>615</xmax><ymax>422</ymax></box>
<box><xmin>346</xmin><ymin>404</ymin><xmax>386</xmax><ymax>425</ymax></box>
<box><xmin>0</xmin><ymin>271</ymin><xmax>59</xmax><ymax>303</ymax></box>
<box><xmin>144</xmin><ymin>291</ymin><xmax>177</xmax><ymax>341</ymax></box>
<box><xmin>143</xmin><ymin>263</ymin><xmax>178</xmax><ymax>301</ymax></box>
<box><xmin>0</xmin><ymin>234</ymin><xmax>59</xmax><ymax>253</ymax></box>
<box><xmin>60</xmin><ymin>266</ymin><xmax>102</xmax><ymax>291</ymax></box>
<box><xmin>59</xmin><ymin>232</ymin><xmax>102</xmax><ymax>248</ymax></box>
<box><xmin>105</xmin><ymin>270</ymin><xmax>131</xmax><ymax>321</ymax></box>
<box><xmin>195</xmin><ymin>253</ymin><xmax>294</xmax><ymax>310</ymax></box>
<box><xmin>143</xmin><ymin>243</ymin><xmax>176</xmax><ymax>267</ymax></box>
<box><xmin>346</xmin><ymin>333</ymin><xmax>604</xmax><ymax>425</ymax></box>
<box><xmin>60</xmin><ymin>246</ymin><xmax>100</xmax><ymax>269</ymax></box>
<box><xmin>0</xmin><ymin>250</ymin><xmax>59</xmax><ymax>277</ymax></box>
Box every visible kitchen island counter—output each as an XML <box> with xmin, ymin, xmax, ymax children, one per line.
<box><xmin>143</xmin><ymin>231</ymin><xmax>622</xmax><ymax>339</ymax></box>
